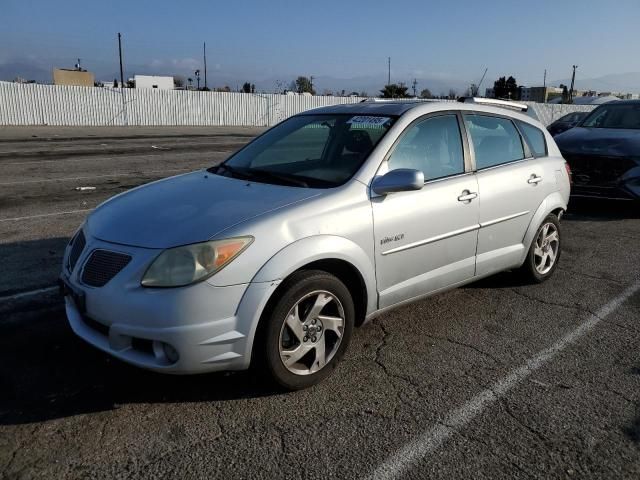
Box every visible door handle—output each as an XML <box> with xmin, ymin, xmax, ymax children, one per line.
<box><xmin>528</xmin><ymin>174</ymin><xmax>543</xmax><ymax>184</ymax></box>
<box><xmin>458</xmin><ymin>190</ymin><xmax>478</xmax><ymax>202</ymax></box>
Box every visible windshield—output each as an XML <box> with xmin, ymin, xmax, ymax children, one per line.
<box><xmin>211</xmin><ymin>114</ymin><xmax>396</xmax><ymax>188</ymax></box>
<box><xmin>580</xmin><ymin>104</ymin><xmax>640</xmax><ymax>129</ymax></box>
<box><xmin>558</xmin><ymin>112</ymin><xmax>586</xmax><ymax>123</ymax></box>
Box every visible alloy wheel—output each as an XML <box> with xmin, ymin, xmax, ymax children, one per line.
<box><xmin>534</xmin><ymin>222</ymin><xmax>559</xmax><ymax>275</ymax></box>
<box><xmin>278</xmin><ymin>290</ymin><xmax>345</xmax><ymax>375</ymax></box>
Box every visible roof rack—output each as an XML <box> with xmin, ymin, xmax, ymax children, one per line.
<box><xmin>360</xmin><ymin>98</ymin><xmax>436</xmax><ymax>103</ymax></box>
<box><xmin>457</xmin><ymin>97</ymin><xmax>528</xmax><ymax>112</ymax></box>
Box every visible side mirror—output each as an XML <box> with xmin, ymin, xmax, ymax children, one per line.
<box><xmin>371</xmin><ymin>169</ymin><xmax>424</xmax><ymax>195</ymax></box>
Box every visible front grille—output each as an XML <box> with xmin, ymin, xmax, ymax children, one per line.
<box><xmin>67</xmin><ymin>230</ymin><xmax>86</xmax><ymax>272</ymax></box>
<box><xmin>563</xmin><ymin>153</ymin><xmax>636</xmax><ymax>185</ymax></box>
<box><xmin>81</xmin><ymin>250</ymin><xmax>132</xmax><ymax>287</ymax></box>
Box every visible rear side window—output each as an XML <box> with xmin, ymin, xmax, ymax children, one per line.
<box><xmin>387</xmin><ymin>114</ymin><xmax>464</xmax><ymax>181</ymax></box>
<box><xmin>464</xmin><ymin>115</ymin><xmax>524</xmax><ymax>169</ymax></box>
<box><xmin>517</xmin><ymin>121</ymin><xmax>547</xmax><ymax>157</ymax></box>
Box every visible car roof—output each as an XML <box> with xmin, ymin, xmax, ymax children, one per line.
<box><xmin>301</xmin><ymin>100</ymin><xmax>539</xmax><ymax>125</ymax></box>
<box><xmin>557</xmin><ymin>111</ymin><xmax>588</xmax><ymax>120</ymax></box>
<box><xmin>300</xmin><ymin>100</ymin><xmax>425</xmax><ymax>116</ymax></box>
<box><xmin>598</xmin><ymin>99</ymin><xmax>640</xmax><ymax>106</ymax></box>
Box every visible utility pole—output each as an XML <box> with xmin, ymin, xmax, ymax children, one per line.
<box><xmin>117</xmin><ymin>32</ymin><xmax>127</xmax><ymax>125</ymax></box>
<box><xmin>203</xmin><ymin>42</ymin><xmax>208</xmax><ymax>90</ymax></box>
<box><xmin>412</xmin><ymin>78</ymin><xmax>417</xmax><ymax>97</ymax></box>
<box><xmin>387</xmin><ymin>57</ymin><xmax>391</xmax><ymax>86</ymax></box>
<box><xmin>569</xmin><ymin>65</ymin><xmax>578</xmax><ymax>103</ymax></box>
<box><xmin>476</xmin><ymin>67</ymin><xmax>488</xmax><ymax>97</ymax></box>
<box><xmin>117</xmin><ymin>33</ymin><xmax>124</xmax><ymax>88</ymax></box>
<box><xmin>543</xmin><ymin>69</ymin><xmax>546</xmax><ymax>88</ymax></box>
<box><xmin>310</xmin><ymin>76</ymin><xmax>314</xmax><ymax>94</ymax></box>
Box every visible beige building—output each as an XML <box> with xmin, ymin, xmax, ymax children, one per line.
<box><xmin>53</xmin><ymin>69</ymin><xmax>95</xmax><ymax>87</ymax></box>
<box><xmin>519</xmin><ymin>86</ymin><xmax>564</xmax><ymax>103</ymax></box>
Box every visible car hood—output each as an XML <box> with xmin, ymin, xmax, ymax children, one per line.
<box><xmin>555</xmin><ymin>127</ymin><xmax>640</xmax><ymax>157</ymax></box>
<box><xmin>87</xmin><ymin>170</ymin><xmax>321</xmax><ymax>248</ymax></box>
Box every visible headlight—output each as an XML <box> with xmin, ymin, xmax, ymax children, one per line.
<box><xmin>141</xmin><ymin>237</ymin><xmax>253</xmax><ymax>287</ymax></box>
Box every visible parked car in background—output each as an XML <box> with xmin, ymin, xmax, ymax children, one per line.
<box><xmin>60</xmin><ymin>98</ymin><xmax>570</xmax><ymax>390</ymax></box>
<box><xmin>547</xmin><ymin>111</ymin><xmax>589</xmax><ymax>137</ymax></box>
<box><xmin>555</xmin><ymin>100</ymin><xmax>640</xmax><ymax>200</ymax></box>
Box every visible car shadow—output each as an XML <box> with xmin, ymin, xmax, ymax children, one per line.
<box><xmin>624</xmin><ymin>367</ymin><xmax>640</xmax><ymax>443</ymax></box>
<box><xmin>462</xmin><ymin>271</ymin><xmax>533</xmax><ymax>289</ymax></box>
<box><xmin>0</xmin><ymin>305</ymin><xmax>283</xmax><ymax>426</ymax></box>
<box><xmin>564</xmin><ymin>197</ymin><xmax>639</xmax><ymax>221</ymax></box>
<box><xmin>0</xmin><ymin>237</ymin><xmax>286</xmax><ymax>425</ymax></box>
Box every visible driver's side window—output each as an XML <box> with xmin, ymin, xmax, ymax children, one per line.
<box><xmin>387</xmin><ymin>114</ymin><xmax>464</xmax><ymax>181</ymax></box>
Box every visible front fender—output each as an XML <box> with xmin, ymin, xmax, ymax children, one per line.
<box><xmin>520</xmin><ymin>192</ymin><xmax>567</xmax><ymax>263</ymax></box>
<box><xmin>251</xmin><ymin>234</ymin><xmax>377</xmax><ymax>313</ymax></box>
<box><xmin>233</xmin><ymin>235</ymin><xmax>377</xmax><ymax>369</ymax></box>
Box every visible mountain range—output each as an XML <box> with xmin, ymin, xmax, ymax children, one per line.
<box><xmin>549</xmin><ymin>72</ymin><xmax>640</xmax><ymax>94</ymax></box>
<box><xmin>2</xmin><ymin>60</ymin><xmax>639</xmax><ymax>96</ymax></box>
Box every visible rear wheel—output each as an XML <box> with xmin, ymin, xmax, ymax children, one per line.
<box><xmin>258</xmin><ymin>270</ymin><xmax>354</xmax><ymax>390</ymax></box>
<box><xmin>519</xmin><ymin>214</ymin><xmax>561</xmax><ymax>283</ymax></box>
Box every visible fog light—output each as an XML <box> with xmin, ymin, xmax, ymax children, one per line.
<box><xmin>163</xmin><ymin>343</ymin><xmax>180</xmax><ymax>363</ymax></box>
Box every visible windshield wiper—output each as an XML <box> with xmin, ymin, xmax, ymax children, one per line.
<box><xmin>209</xmin><ymin>163</ymin><xmax>252</xmax><ymax>180</ymax></box>
<box><xmin>210</xmin><ymin>163</ymin><xmax>309</xmax><ymax>187</ymax></box>
<box><xmin>249</xmin><ymin>169</ymin><xmax>309</xmax><ymax>187</ymax></box>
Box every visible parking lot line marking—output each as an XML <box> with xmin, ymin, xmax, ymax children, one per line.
<box><xmin>0</xmin><ymin>168</ymin><xmax>187</xmax><ymax>186</ymax></box>
<box><xmin>0</xmin><ymin>209</ymin><xmax>92</xmax><ymax>222</ymax></box>
<box><xmin>0</xmin><ymin>149</ymin><xmax>227</xmax><ymax>166</ymax></box>
<box><xmin>0</xmin><ymin>286</ymin><xmax>58</xmax><ymax>303</ymax></box>
<box><xmin>0</xmin><ymin>153</ymin><xmax>168</xmax><ymax>166</ymax></box>
<box><xmin>367</xmin><ymin>279</ymin><xmax>640</xmax><ymax>480</ymax></box>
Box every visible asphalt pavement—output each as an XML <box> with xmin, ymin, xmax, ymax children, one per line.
<box><xmin>1</xmin><ymin>126</ymin><xmax>639</xmax><ymax>479</ymax></box>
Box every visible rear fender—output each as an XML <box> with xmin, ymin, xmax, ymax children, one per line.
<box><xmin>520</xmin><ymin>192</ymin><xmax>567</xmax><ymax>263</ymax></box>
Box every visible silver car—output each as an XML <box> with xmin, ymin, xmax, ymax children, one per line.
<box><xmin>60</xmin><ymin>99</ymin><xmax>571</xmax><ymax>389</ymax></box>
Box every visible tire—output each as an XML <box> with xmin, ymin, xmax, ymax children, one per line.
<box><xmin>256</xmin><ymin>270</ymin><xmax>355</xmax><ymax>390</ymax></box>
<box><xmin>518</xmin><ymin>213</ymin><xmax>562</xmax><ymax>283</ymax></box>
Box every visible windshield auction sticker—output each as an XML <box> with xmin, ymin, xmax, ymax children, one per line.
<box><xmin>347</xmin><ymin>116</ymin><xmax>390</xmax><ymax>125</ymax></box>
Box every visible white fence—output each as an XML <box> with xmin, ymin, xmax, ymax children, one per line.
<box><xmin>0</xmin><ymin>82</ymin><xmax>368</xmax><ymax>127</ymax></box>
<box><xmin>525</xmin><ymin>103</ymin><xmax>595</xmax><ymax>127</ymax></box>
<box><xmin>0</xmin><ymin>81</ymin><xmax>594</xmax><ymax>127</ymax></box>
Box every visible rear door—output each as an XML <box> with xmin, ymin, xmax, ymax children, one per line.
<box><xmin>372</xmin><ymin>112</ymin><xmax>479</xmax><ymax>308</ymax></box>
<box><xmin>464</xmin><ymin>114</ymin><xmax>549</xmax><ymax>277</ymax></box>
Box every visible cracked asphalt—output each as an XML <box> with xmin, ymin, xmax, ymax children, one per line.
<box><xmin>1</xmin><ymin>127</ymin><xmax>639</xmax><ymax>479</ymax></box>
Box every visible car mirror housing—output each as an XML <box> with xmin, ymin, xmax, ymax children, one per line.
<box><xmin>371</xmin><ymin>169</ymin><xmax>425</xmax><ymax>195</ymax></box>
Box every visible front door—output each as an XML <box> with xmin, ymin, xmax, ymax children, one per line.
<box><xmin>372</xmin><ymin>113</ymin><xmax>479</xmax><ymax>309</ymax></box>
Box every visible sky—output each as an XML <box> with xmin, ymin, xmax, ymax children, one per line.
<box><xmin>2</xmin><ymin>0</ymin><xmax>640</xmax><ymax>94</ymax></box>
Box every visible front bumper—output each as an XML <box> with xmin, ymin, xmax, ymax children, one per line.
<box><xmin>570</xmin><ymin>184</ymin><xmax>638</xmax><ymax>200</ymax></box>
<box><xmin>61</xmin><ymin>232</ymin><xmax>279</xmax><ymax>374</ymax></box>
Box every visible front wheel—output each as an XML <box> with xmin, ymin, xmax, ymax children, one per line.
<box><xmin>258</xmin><ymin>270</ymin><xmax>354</xmax><ymax>390</ymax></box>
<box><xmin>518</xmin><ymin>213</ymin><xmax>561</xmax><ymax>283</ymax></box>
